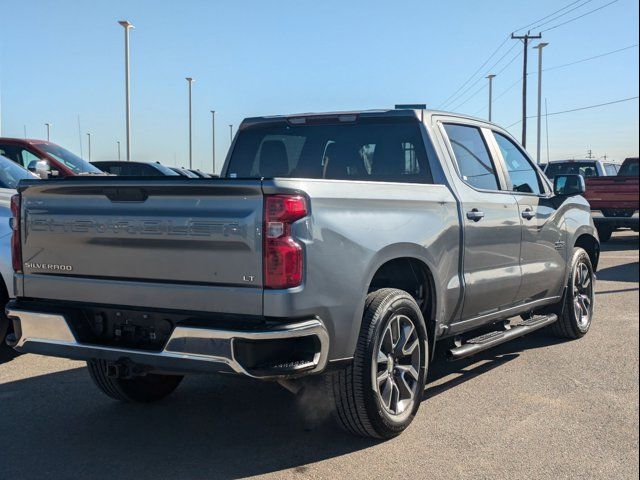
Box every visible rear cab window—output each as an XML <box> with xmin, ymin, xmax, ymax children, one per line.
<box><xmin>225</xmin><ymin>117</ymin><xmax>433</xmax><ymax>184</ymax></box>
<box><xmin>544</xmin><ymin>161</ymin><xmax>599</xmax><ymax>179</ymax></box>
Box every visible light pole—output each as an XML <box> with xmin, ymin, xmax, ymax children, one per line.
<box><xmin>86</xmin><ymin>133</ymin><xmax>92</xmax><ymax>161</ymax></box>
<box><xmin>210</xmin><ymin>110</ymin><xmax>216</xmax><ymax>174</ymax></box>
<box><xmin>45</xmin><ymin>123</ymin><xmax>51</xmax><ymax>141</ymax></box>
<box><xmin>229</xmin><ymin>124</ymin><xmax>233</xmax><ymax>143</ymax></box>
<box><xmin>118</xmin><ymin>20</ymin><xmax>134</xmax><ymax>161</ymax></box>
<box><xmin>117</xmin><ymin>141</ymin><xmax>121</xmax><ymax>160</ymax></box>
<box><xmin>534</xmin><ymin>42</ymin><xmax>549</xmax><ymax>165</ymax></box>
<box><xmin>486</xmin><ymin>74</ymin><xmax>496</xmax><ymax>122</ymax></box>
<box><xmin>186</xmin><ymin>77</ymin><xmax>194</xmax><ymax>169</ymax></box>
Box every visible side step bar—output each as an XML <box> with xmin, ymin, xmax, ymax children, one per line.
<box><xmin>447</xmin><ymin>314</ymin><xmax>558</xmax><ymax>361</ymax></box>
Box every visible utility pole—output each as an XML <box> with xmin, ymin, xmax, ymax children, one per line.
<box><xmin>587</xmin><ymin>149</ymin><xmax>593</xmax><ymax>159</ymax></box>
<box><xmin>119</xmin><ymin>20</ymin><xmax>134</xmax><ymax>161</ymax></box>
<box><xmin>545</xmin><ymin>98</ymin><xmax>550</xmax><ymax>164</ymax></box>
<box><xmin>87</xmin><ymin>133</ymin><xmax>92</xmax><ymax>161</ymax></box>
<box><xmin>511</xmin><ymin>31</ymin><xmax>542</xmax><ymax>148</ymax></box>
<box><xmin>210</xmin><ymin>110</ymin><xmax>216</xmax><ymax>174</ymax></box>
<box><xmin>186</xmin><ymin>77</ymin><xmax>194</xmax><ymax>169</ymax></box>
<box><xmin>533</xmin><ymin>42</ymin><xmax>549</xmax><ymax>165</ymax></box>
<box><xmin>486</xmin><ymin>74</ymin><xmax>496</xmax><ymax>121</ymax></box>
<box><xmin>45</xmin><ymin>123</ymin><xmax>51</xmax><ymax>141</ymax></box>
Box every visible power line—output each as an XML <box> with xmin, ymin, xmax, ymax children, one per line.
<box><xmin>442</xmin><ymin>42</ymin><xmax>519</xmax><ymax>110</ymax></box>
<box><xmin>528</xmin><ymin>0</ymin><xmax>595</xmax><ymax>31</ymax></box>
<box><xmin>542</xmin><ymin>0</ymin><xmax>619</xmax><ymax>32</ymax></box>
<box><xmin>513</xmin><ymin>0</ymin><xmax>585</xmax><ymax>32</ymax></box>
<box><xmin>438</xmin><ymin>36</ymin><xmax>510</xmax><ymax>108</ymax></box>
<box><xmin>540</xmin><ymin>43</ymin><xmax>638</xmax><ymax>72</ymax></box>
<box><xmin>477</xmin><ymin>43</ymin><xmax>637</xmax><ymax>115</ymax></box>
<box><xmin>505</xmin><ymin>96</ymin><xmax>639</xmax><ymax>128</ymax></box>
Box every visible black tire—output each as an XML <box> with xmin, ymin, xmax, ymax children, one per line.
<box><xmin>326</xmin><ymin>288</ymin><xmax>428</xmax><ymax>439</ymax></box>
<box><xmin>597</xmin><ymin>226</ymin><xmax>613</xmax><ymax>242</ymax></box>
<box><xmin>0</xmin><ymin>290</ymin><xmax>19</xmax><ymax>363</ymax></box>
<box><xmin>549</xmin><ymin>247</ymin><xmax>595</xmax><ymax>339</ymax></box>
<box><xmin>87</xmin><ymin>359</ymin><xmax>183</xmax><ymax>403</ymax></box>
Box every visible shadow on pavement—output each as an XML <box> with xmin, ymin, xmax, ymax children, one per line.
<box><xmin>596</xmin><ymin>261</ymin><xmax>639</xmax><ymax>283</ymax></box>
<box><xmin>0</xmin><ymin>330</ymin><xmax>570</xmax><ymax>480</ymax></box>
<box><xmin>600</xmin><ymin>233</ymin><xmax>639</xmax><ymax>252</ymax></box>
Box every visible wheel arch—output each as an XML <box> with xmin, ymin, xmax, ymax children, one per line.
<box><xmin>363</xmin><ymin>246</ymin><xmax>440</xmax><ymax>358</ymax></box>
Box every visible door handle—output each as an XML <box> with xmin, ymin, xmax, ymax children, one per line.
<box><xmin>466</xmin><ymin>209</ymin><xmax>485</xmax><ymax>222</ymax></box>
<box><xmin>521</xmin><ymin>208</ymin><xmax>536</xmax><ymax>220</ymax></box>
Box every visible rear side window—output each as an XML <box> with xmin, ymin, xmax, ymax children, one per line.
<box><xmin>604</xmin><ymin>164</ymin><xmax>619</xmax><ymax>176</ymax></box>
<box><xmin>225</xmin><ymin>119</ymin><xmax>433</xmax><ymax>184</ymax></box>
<box><xmin>443</xmin><ymin>124</ymin><xmax>500</xmax><ymax>191</ymax></box>
<box><xmin>493</xmin><ymin>132</ymin><xmax>542</xmax><ymax>195</ymax></box>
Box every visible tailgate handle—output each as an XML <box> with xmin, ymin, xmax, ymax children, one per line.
<box><xmin>104</xmin><ymin>187</ymin><xmax>148</xmax><ymax>202</ymax></box>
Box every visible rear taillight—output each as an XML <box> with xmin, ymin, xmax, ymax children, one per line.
<box><xmin>10</xmin><ymin>194</ymin><xmax>22</xmax><ymax>273</ymax></box>
<box><xmin>263</xmin><ymin>195</ymin><xmax>308</xmax><ymax>289</ymax></box>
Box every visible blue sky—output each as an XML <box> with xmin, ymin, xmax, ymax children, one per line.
<box><xmin>1</xmin><ymin>0</ymin><xmax>638</xmax><ymax>171</ymax></box>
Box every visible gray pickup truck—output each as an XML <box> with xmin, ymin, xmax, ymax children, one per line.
<box><xmin>7</xmin><ymin>108</ymin><xmax>599</xmax><ymax>438</ymax></box>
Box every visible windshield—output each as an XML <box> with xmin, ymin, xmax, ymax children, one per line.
<box><xmin>544</xmin><ymin>161</ymin><xmax>599</xmax><ymax>179</ymax></box>
<box><xmin>0</xmin><ymin>155</ymin><xmax>38</xmax><ymax>189</ymax></box>
<box><xmin>618</xmin><ymin>158</ymin><xmax>639</xmax><ymax>177</ymax></box>
<box><xmin>225</xmin><ymin>118</ymin><xmax>432</xmax><ymax>183</ymax></box>
<box><xmin>37</xmin><ymin>143</ymin><xmax>102</xmax><ymax>174</ymax></box>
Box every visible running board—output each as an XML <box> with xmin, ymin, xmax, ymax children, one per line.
<box><xmin>447</xmin><ymin>314</ymin><xmax>558</xmax><ymax>361</ymax></box>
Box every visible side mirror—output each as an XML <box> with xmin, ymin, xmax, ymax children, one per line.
<box><xmin>554</xmin><ymin>174</ymin><xmax>585</xmax><ymax>197</ymax></box>
<box><xmin>27</xmin><ymin>160</ymin><xmax>52</xmax><ymax>179</ymax></box>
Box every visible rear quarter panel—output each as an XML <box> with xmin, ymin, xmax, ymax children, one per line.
<box><xmin>263</xmin><ymin>178</ymin><xmax>460</xmax><ymax>360</ymax></box>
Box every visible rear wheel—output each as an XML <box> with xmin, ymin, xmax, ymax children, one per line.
<box><xmin>549</xmin><ymin>247</ymin><xmax>595</xmax><ymax>339</ymax></box>
<box><xmin>326</xmin><ymin>288</ymin><xmax>428</xmax><ymax>439</ymax></box>
<box><xmin>87</xmin><ymin>359</ymin><xmax>183</xmax><ymax>402</ymax></box>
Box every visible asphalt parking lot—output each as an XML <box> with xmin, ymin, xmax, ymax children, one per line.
<box><xmin>0</xmin><ymin>232</ymin><xmax>638</xmax><ymax>480</ymax></box>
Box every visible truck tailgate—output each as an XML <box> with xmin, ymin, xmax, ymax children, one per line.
<box><xmin>17</xmin><ymin>179</ymin><xmax>264</xmax><ymax>315</ymax></box>
<box><xmin>585</xmin><ymin>176</ymin><xmax>640</xmax><ymax>210</ymax></box>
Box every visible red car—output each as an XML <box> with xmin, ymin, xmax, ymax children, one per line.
<box><xmin>0</xmin><ymin>138</ymin><xmax>103</xmax><ymax>177</ymax></box>
<box><xmin>584</xmin><ymin>157</ymin><xmax>639</xmax><ymax>241</ymax></box>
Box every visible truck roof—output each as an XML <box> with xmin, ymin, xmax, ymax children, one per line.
<box><xmin>240</xmin><ymin>108</ymin><xmax>495</xmax><ymax>128</ymax></box>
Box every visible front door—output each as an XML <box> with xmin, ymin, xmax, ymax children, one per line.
<box><xmin>491</xmin><ymin>131</ymin><xmax>566</xmax><ymax>302</ymax></box>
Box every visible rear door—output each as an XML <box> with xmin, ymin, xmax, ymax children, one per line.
<box><xmin>18</xmin><ymin>178</ymin><xmax>264</xmax><ymax>315</ymax></box>
<box><xmin>489</xmin><ymin>131</ymin><xmax>566</xmax><ymax>303</ymax></box>
<box><xmin>440</xmin><ymin>123</ymin><xmax>522</xmax><ymax>322</ymax></box>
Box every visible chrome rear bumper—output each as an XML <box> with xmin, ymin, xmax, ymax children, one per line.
<box><xmin>6</xmin><ymin>308</ymin><xmax>329</xmax><ymax>379</ymax></box>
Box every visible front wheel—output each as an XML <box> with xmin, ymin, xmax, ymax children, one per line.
<box><xmin>326</xmin><ymin>288</ymin><xmax>428</xmax><ymax>439</ymax></box>
<box><xmin>87</xmin><ymin>359</ymin><xmax>183</xmax><ymax>403</ymax></box>
<box><xmin>549</xmin><ymin>247</ymin><xmax>595</xmax><ymax>339</ymax></box>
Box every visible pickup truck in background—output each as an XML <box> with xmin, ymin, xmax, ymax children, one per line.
<box><xmin>584</xmin><ymin>157</ymin><xmax>639</xmax><ymax>241</ymax></box>
<box><xmin>0</xmin><ymin>138</ymin><xmax>104</xmax><ymax>178</ymax></box>
<box><xmin>544</xmin><ymin>158</ymin><xmax>621</xmax><ymax>180</ymax></box>
<box><xmin>6</xmin><ymin>109</ymin><xmax>600</xmax><ymax>438</ymax></box>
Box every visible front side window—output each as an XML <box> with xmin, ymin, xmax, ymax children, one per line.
<box><xmin>493</xmin><ymin>132</ymin><xmax>542</xmax><ymax>195</ymax></box>
<box><xmin>225</xmin><ymin>119</ymin><xmax>433</xmax><ymax>184</ymax></box>
<box><xmin>443</xmin><ymin>124</ymin><xmax>500</xmax><ymax>191</ymax></box>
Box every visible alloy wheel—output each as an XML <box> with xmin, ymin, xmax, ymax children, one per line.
<box><xmin>373</xmin><ymin>314</ymin><xmax>421</xmax><ymax>416</ymax></box>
